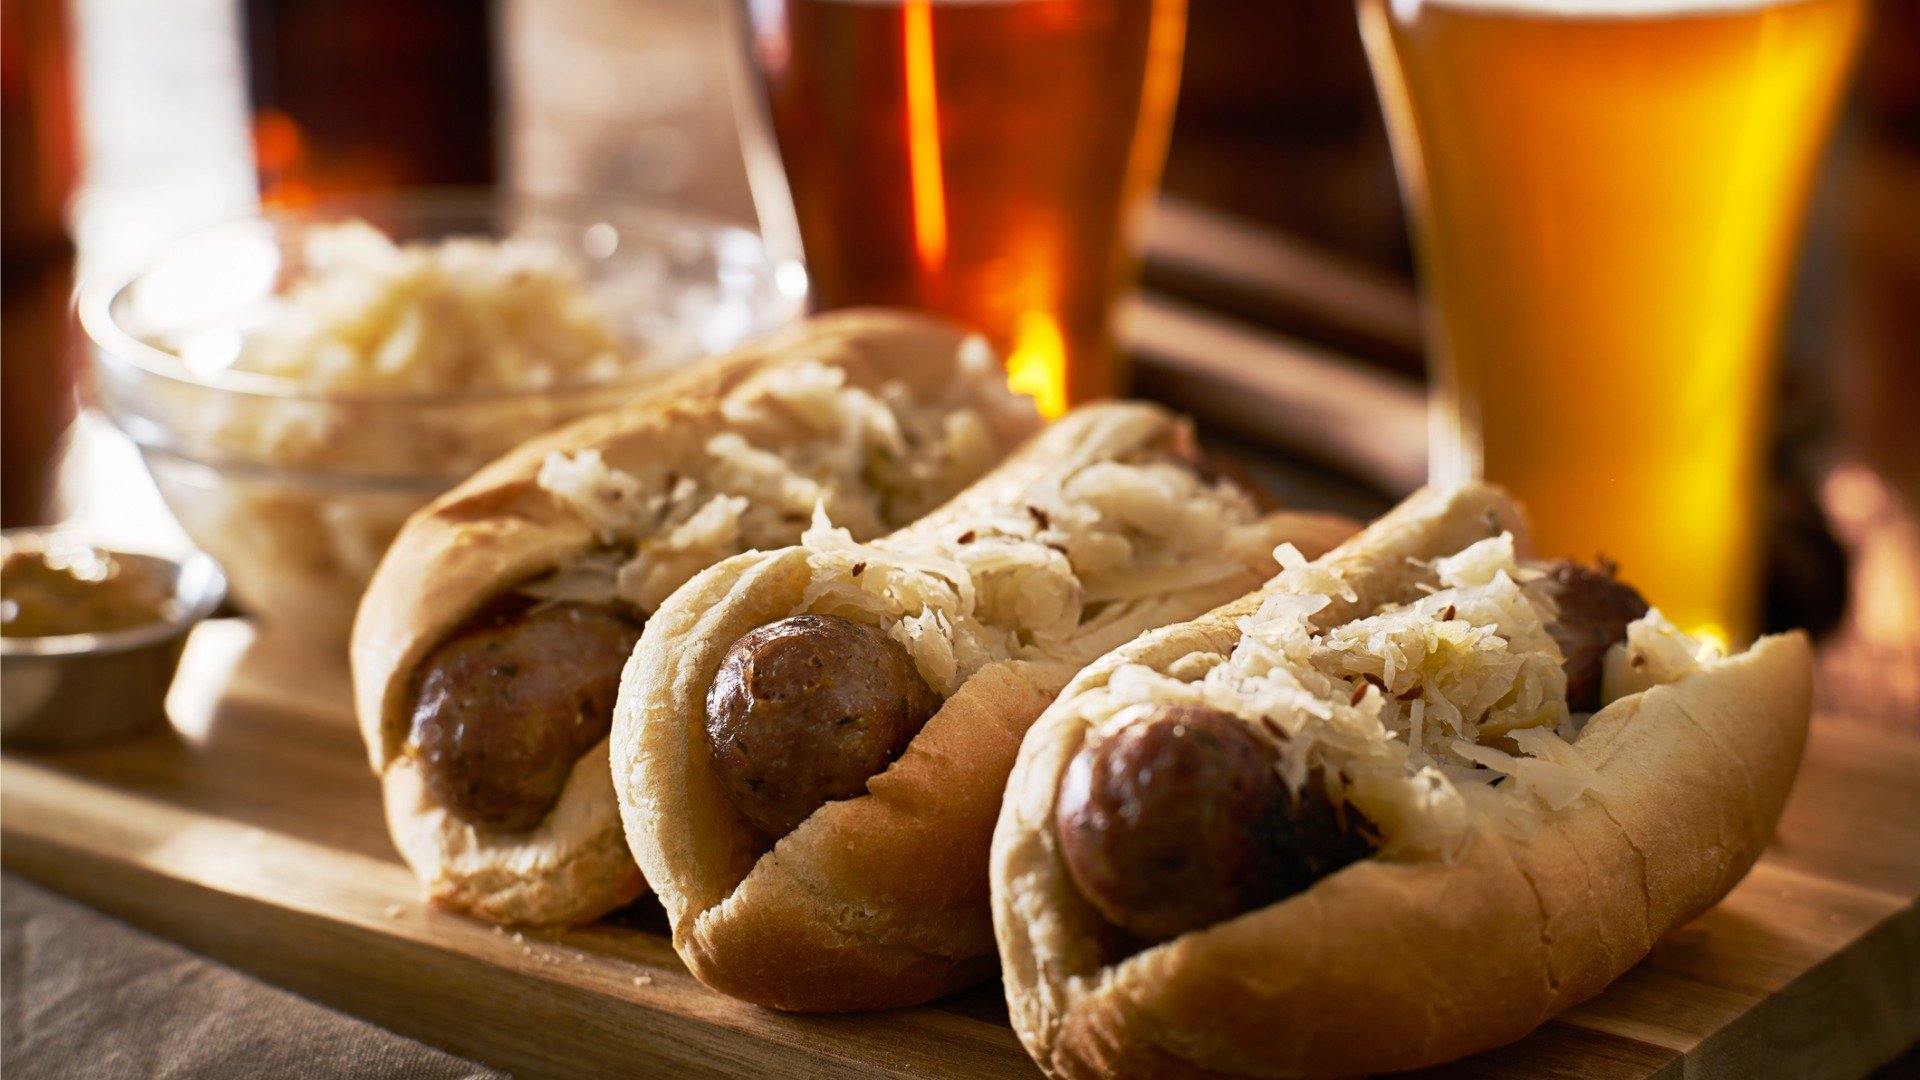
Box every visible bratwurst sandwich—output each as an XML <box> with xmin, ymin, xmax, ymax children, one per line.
<box><xmin>352</xmin><ymin>311</ymin><xmax>1038</xmax><ymax>925</ymax></box>
<box><xmin>991</xmin><ymin>482</ymin><xmax>1811</xmax><ymax>1078</ymax></box>
<box><xmin>612</xmin><ymin>401</ymin><xmax>1357</xmax><ymax>1011</ymax></box>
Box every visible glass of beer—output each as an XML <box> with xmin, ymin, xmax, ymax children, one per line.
<box><xmin>1359</xmin><ymin>0</ymin><xmax>1864</xmax><ymax>647</ymax></box>
<box><xmin>737</xmin><ymin>0</ymin><xmax>1187</xmax><ymax>417</ymax></box>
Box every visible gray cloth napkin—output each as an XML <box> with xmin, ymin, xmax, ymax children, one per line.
<box><xmin>1</xmin><ymin>874</ymin><xmax>507</xmax><ymax>1080</ymax></box>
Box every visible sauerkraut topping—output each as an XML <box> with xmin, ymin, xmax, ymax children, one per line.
<box><xmin>786</xmin><ymin>444</ymin><xmax>1277</xmax><ymax>698</ymax></box>
<box><xmin>230</xmin><ymin>221</ymin><xmax>628</xmax><ymax>393</ymax></box>
<box><xmin>180</xmin><ymin>221</ymin><xmax>654</xmax><ymax>480</ymax></box>
<box><xmin>141</xmin><ymin>219</ymin><xmax>806</xmax><ymax>644</ymax></box>
<box><xmin>1601</xmin><ymin>611</ymin><xmax>1721</xmax><ymax>702</ymax></box>
<box><xmin>529</xmin><ymin>347</ymin><xmax>1029</xmax><ymax>614</ymax></box>
<box><xmin>1068</xmin><ymin>535</ymin><xmax>1712</xmax><ymax>860</ymax></box>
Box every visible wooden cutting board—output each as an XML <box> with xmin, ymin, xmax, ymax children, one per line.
<box><xmin>3</xmin><ymin>612</ymin><xmax>1917</xmax><ymax>1080</ymax></box>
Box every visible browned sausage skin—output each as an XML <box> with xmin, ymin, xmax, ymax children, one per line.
<box><xmin>705</xmin><ymin>614</ymin><xmax>943</xmax><ymax>838</ymax></box>
<box><xmin>1535</xmin><ymin>558</ymin><xmax>1650</xmax><ymax>712</ymax></box>
<box><xmin>1053</xmin><ymin>562</ymin><xmax>1647</xmax><ymax>946</ymax></box>
<box><xmin>1055</xmin><ymin>704</ymin><xmax>1377</xmax><ymax>945</ymax></box>
<box><xmin>408</xmin><ymin>600</ymin><xmax>644</xmax><ymax>832</ymax></box>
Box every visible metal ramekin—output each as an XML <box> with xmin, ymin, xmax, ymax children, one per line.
<box><xmin>1</xmin><ymin>529</ymin><xmax>227</xmax><ymax>747</ymax></box>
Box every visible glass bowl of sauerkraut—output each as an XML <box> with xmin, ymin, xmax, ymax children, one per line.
<box><xmin>81</xmin><ymin>190</ymin><xmax>806</xmax><ymax>645</ymax></box>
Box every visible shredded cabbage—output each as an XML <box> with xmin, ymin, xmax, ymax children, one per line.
<box><xmin>1600</xmin><ymin>609</ymin><xmax>1720</xmax><ymax>703</ymax></box>
<box><xmin>1070</xmin><ymin>534</ymin><xmax>1710</xmax><ymax>861</ymax></box>
<box><xmin>527</xmin><ymin>352</ymin><xmax>1032</xmax><ymax>615</ymax></box>
<box><xmin>788</xmin><ymin>444</ymin><xmax>1278</xmax><ymax>697</ymax></box>
<box><xmin>231</xmin><ymin>221</ymin><xmax>628</xmax><ymax>396</ymax></box>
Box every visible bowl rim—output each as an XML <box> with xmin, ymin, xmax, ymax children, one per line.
<box><xmin>76</xmin><ymin>187</ymin><xmax>804</xmax><ymax>407</ymax></box>
<box><xmin>0</xmin><ymin>529</ymin><xmax>230</xmax><ymax>658</ymax></box>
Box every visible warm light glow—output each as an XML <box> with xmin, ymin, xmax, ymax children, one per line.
<box><xmin>901</xmin><ymin>0</ymin><xmax>948</xmax><ymax>276</ymax></box>
<box><xmin>253</xmin><ymin>108</ymin><xmax>316</xmax><ymax>208</ymax></box>
<box><xmin>1690</xmin><ymin>623</ymin><xmax>1731</xmax><ymax>657</ymax></box>
<box><xmin>165</xmin><ymin>618</ymin><xmax>256</xmax><ymax>743</ymax></box>
<box><xmin>1005</xmin><ymin>310</ymin><xmax>1069</xmax><ymax>419</ymax></box>
<box><xmin>253</xmin><ymin>108</ymin><xmax>303</xmax><ymax>173</ymax></box>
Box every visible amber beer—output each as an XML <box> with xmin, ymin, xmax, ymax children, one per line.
<box><xmin>1360</xmin><ymin>0</ymin><xmax>1863</xmax><ymax>646</ymax></box>
<box><xmin>742</xmin><ymin>0</ymin><xmax>1187</xmax><ymax>417</ymax></box>
<box><xmin>244</xmin><ymin>0</ymin><xmax>497</xmax><ymax>206</ymax></box>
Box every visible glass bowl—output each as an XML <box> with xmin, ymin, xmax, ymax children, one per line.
<box><xmin>80</xmin><ymin>190</ymin><xmax>806</xmax><ymax>645</ymax></box>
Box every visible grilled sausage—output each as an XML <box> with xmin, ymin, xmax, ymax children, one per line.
<box><xmin>705</xmin><ymin>614</ymin><xmax>943</xmax><ymax>838</ymax></box>
<box><xmin>1538</xmin><ymin>559</ymin><xmax>1650</xmax><ymax>711</ymax></box>
<box><xmin>409</xmin><ymin>600</ymin><xmax>643</xmax><ymax>832</ymax></box>
<box><xmin>1055</xmin><ymin>704</ymin><xmax>1375</xmax><ymax>944</ymax></box>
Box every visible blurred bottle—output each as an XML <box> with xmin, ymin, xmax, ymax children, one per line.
<box><xmin>1836</xmin><ymin>0</ymin><xmax>1920</xmax><ymax>502</ymax></box>
<box><xmin>502</xmin><ymin>0</ymin><xmax>756</xmax><ymax>226</ymax></box>
<box><xmin>244</xmin><ymin>0</ymin><xmax>498</xmax><ymax>206</ymax></box>
<box><xmin>2</xmin><ymin>0</ymin><xmax>81</xmax><ymax>526</ymax></box>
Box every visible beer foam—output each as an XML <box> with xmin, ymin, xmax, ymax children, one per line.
<box><xmin>1400</xmin><ymin>0</ymin><xmax>1821</xmax><ymax>16</ymax></box>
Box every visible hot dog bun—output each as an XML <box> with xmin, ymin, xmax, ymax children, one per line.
<box><xmin>352</xmin><ymin>310</ymin><xmax>1039</xmax><ymax>925</ymax></box>
<box><xmin>990</xmin><ymin>482</ymin><xmax>1813</xmax><ymax>1078</ymax></box>
<box><xmin>612</xmin><ymin>402</ymin><xmax>1358</xmax><ymax>1010</ymax></box>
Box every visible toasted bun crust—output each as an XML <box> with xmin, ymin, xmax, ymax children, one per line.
<box><xmin>990</xmin><ymin>483</ymin><xmax>1814</xmax><ymax>1078</ymax></box>
<box><xmin>381</xmin><ymin>742</ymin><xmax>639</xmax><ymax>926</ymax></box>
<box><xmin>350</xmin><ymin>310</ymin><xmax>1037</xmax><ymax>925</ymax></box>
<box><xmin>612</xmin><ymin>403</ymin><xmax>1358</xmax><ymax>1011</ymax></box>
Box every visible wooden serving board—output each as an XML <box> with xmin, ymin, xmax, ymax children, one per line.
<box><xmin>3</xmin><ymin>614</ymin><xmax>1917</xmax><ymax>1080</ymax></box>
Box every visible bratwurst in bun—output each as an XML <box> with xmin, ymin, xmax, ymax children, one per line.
<box><xmin>352</xmin><ymin>311</ymin><xmax>1039</xmax><ymax>925</ymax></box>
<box><xmin>991</xmin><ymin>482</ymin><xmax>1811</xmax><ymax>1078</ymax></box>
<box><xmin>611</xmin><ymin>401</ymin><xmax>1357</xmax><ymax>1011</ymax></box>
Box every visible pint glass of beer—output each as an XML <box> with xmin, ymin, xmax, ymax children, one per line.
<box><xmin>738</xmin><ymin>0</ymin><xmax>1187</xmax><ymax>417</ymax></box>
<box><xmin>1359</xmin><ymin>0</ymin><xmax>1864</xmax><ymax>646</ymax></box>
